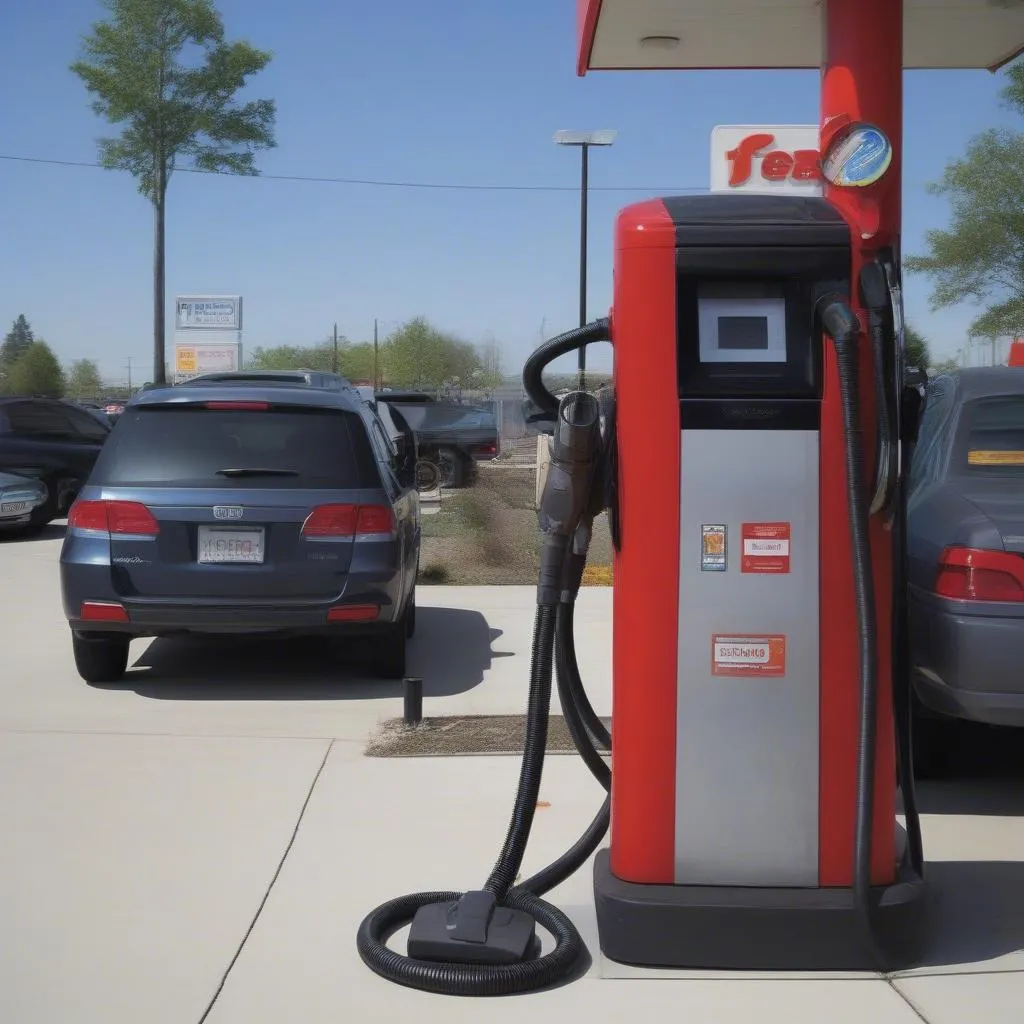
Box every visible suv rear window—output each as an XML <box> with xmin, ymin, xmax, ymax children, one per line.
<box><xmin>91</xmin><ymin>404</ymin><xmax>377</xmax><ymax>489</ymax></box>
<box><xmin>962</xmin><ymin>396</ymin><xmax>1024</xmax><ymax>474</ymax></box>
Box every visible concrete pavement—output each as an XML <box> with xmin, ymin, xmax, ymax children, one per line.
<box><xmin>1</xmin><ymin>524</ymin><xmax>1022</xmax><ymax>1023</ymax></box>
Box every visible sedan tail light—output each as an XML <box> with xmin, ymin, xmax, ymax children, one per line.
<box><xmin>68</xmin><ymin>500</ymin><xmax>160</xmax><ymax>536</ymax></box>
<box><xmin>301</xmin><ymin>504</ymin><xmax>395</xmax><ymax>538</ymax></box>
<box><xmin>935</xmin><ymin>546</ymin><xmax>1024</xmax><ymax>603</ymax></box>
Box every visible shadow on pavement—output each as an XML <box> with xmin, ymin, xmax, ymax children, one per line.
<box><xmin>912</xmin><ymin>859</ymin><xmax>1024</xmax><ymax>969</ymax></box>
<box><xmin>102</xmin><ymin>606</ymin><xmax>506</xmax><ymax>701</ymax></box>
<box><xmin>914</xmin><ymin>722</ymin><xmax>1024</xmax><ymax>816</ymax></box>
<box><xmin>0</xmin><ymin>522</ymin><xmax>66</xmax><ymax>543</ymax></box>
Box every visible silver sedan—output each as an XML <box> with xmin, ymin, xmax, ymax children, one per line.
<box><xmin>0</xmin><ymin>472</ymin><xmax>48</xmax><ymax>531</ymax></box>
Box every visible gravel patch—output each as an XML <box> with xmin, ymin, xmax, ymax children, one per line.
<box><xmin>365</xmin><ymin>714</ymin><xmax>612</xmax><ymax>757</ymax></box>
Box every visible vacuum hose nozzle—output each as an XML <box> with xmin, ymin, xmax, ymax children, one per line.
<box><xmin>537</xmin><ymin>391</ymin><xmax>602</xmax><ymax>607</ymax></box>
<box><xmin>818</xmin><ymin>297</ymin><xmax>861</xmax><ymax>348</ymax></box>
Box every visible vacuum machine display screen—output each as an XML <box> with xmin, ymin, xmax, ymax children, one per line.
<box><xmin>698</xmin><ymin>297</ymin><xmax>787</xmax><ymax>364</ymax></box>
<box><xmin>717</xmin><ymin>316</ymin><xmax>769</xmax><ymax>350</ymax></box>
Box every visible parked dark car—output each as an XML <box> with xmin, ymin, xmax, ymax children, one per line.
<box><xmin>907</xmin><ymin>366</ymin><xmax>1024</xmax><ymax>773</ymax></box>
<box><xmin>0</xmin><ymin>396</ymin><xmax>111</xmax><ymax>530</ymax></box>
<box><xmin>59</xmin><ymin>371</ymin><xmax>421</xmax><ymax>684</ymax></box>
<box><xmin>374</xmin><ymin>390</ymin><xmax>499</xmax><ymax>488</ymax></box>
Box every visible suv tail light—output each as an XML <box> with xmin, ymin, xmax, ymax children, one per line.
<box><xmin>301</xmin><ymin>504</ymin><xmax>395</xmax><ymax>538</ymax></box>
<box><xmin>68</xmin><ymin>500</ymin><xmax>160</xmax><ymax>536</ymax></box>
<box><xmin>935</xmin><ymin>546</ymin><xmax>1024</xmax><ymax>602</ymax></box>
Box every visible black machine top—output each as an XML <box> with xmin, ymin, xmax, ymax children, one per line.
<box><xmin>660</xmin><ymin>194</ymin><xmax>850</xmax><ymax>249</ymax></box>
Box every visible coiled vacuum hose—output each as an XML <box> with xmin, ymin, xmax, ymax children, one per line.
<box><xmin>357</xmin><ymin>599</ymin><xmax>612</xmax><ymax>996</ymax></box>
<box><xmin>824</xmin><ymin>301</ymin><xmax>882</xmax><ymax>961</ymax></box>
<box><xmin>523</xmin><ymin>319</ymin><xmax>611</xmax><ymax>417</ymax></box>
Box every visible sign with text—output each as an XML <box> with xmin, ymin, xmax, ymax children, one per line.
<box><xmin>175</xmin><ymin>295</ymin><xmax>243</xmax><ymax>331</ymax></box>
<box><xmin>712</xmin><ymin>635</ymin><xmax>786</xmax><ymax>678</ymax></box>
<box><xmin>741</xmin><ymin>522</ymin><xmax>792</xmax><ymax>574</ymax></box>
<box><xmin>173</xmin><ymin>343</ymin><xmax>240</xmax><ymax>381</ymax></box>
<box><xmin>711</xmin><ymin>126</ymin><xmax>822</xmax><ymax>196</ymax></box>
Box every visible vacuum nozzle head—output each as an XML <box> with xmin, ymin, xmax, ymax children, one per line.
<box><xmin>552</xmin><ymin>391</ymin><xmax>601</xmax><ymax>465</ymax></box>
<box><xmin>817</xmin><ymin>296</ymin><xmax>861</xmax><ymax>347</ymax></box>
<box><xmin>536</xmin><ymin>390</ymin><xmax>603</xmax><ymax>605</ymax></box>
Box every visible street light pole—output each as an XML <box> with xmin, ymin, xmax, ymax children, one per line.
<box><xmin>579</xmin><ymin>142</ymin><xmax>589</xmax><ymax>334</ymax></box>
<box><xmin>554</xmin><ymin>129</ymin><xmax>617</xmax><ymax>388</ymax></box>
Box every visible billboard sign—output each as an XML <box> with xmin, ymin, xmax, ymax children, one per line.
<box><xmin>175</xmin><ymin>295</ymin><xmax>243</xmax><ymax>331</ymax></box>
<box><xmin>711</xmin><ymin>126</ymin><xmax>822</xmax><ymax>196</ymax></box>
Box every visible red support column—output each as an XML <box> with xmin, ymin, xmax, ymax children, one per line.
<box><xmin>818</xmin><ymin>0</ymin><xmax>902</xmax><ymax>888</ymax></box>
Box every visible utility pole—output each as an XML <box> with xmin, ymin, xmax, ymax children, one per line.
<box><xmin>125</xmin><ymin>357</ymin><xmax>133</xmax><ymax>393</ymax></box>
<box><xmin>373</xmin><ymin>319</ymin><xmax>380</xmax><ymax>391</ymax></box>
<box><xmin>332</xmin><ymin>323</ymin><xmax>339</xmax><ymax>374</ymax></box>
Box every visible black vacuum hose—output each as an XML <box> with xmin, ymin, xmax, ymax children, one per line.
<box><xmin>860</xmin><ymin>262</ymin><xmax>899</xmax><ymax>520</ymax></box>
<box><xmin>556</xmin><ymin>602</ymin><xmax>612</xmax><ymax>754</ymax></box>
<box><xmin>822</xmin><ymin>299</ymin><xmax>882</xmax><ymax>963</ymax></box>
<box><xmin>523</xmin><ymin>319</ymin><xmax>611</xmax><ymax>417</ymax></box>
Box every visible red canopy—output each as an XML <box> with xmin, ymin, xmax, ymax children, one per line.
<box><xmin>577</xmin><ymin>0</ymin><xmax>1024</xmax><ymax>75</ymax></box>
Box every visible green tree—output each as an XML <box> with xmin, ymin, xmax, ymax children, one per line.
<box><xmin>246</xmin><ymin>339</ymin><xmax>384</xmax><ymax>385</ymax></box>
<box><xmin>904</xmin><ymin>60</ymin><xmax>1024</xmax><ymax>340</ymax></box>
<box><xmin>65</xmin><ymin>359</ymin><xmax>105</xmax><ymax>399</ymax></box>
<box><xmin>933</xmin><ymin>357</ymin><xmax>960</xmax><ymax>374</ymax></box>
<box><xmin>903</xmin><ymin>324</ymin><xmax>931</xmax><ymax>371</ymax></box>
<box><xmin>339</xmin><ymin>342</ymin><xmax>377</xmax><ymax>382</ymax></box>
<box><xmin>477</xmin><ymin>337</ymin><xmax>504</xmax><ymax>390</ymax></box>
<box><xmin>246</xmin><ymin>342</ymin><xmax>334</xmax><ymax>372</ymax></box>
<box><xmin>0</xmin><ymin>314</ymin><xmax>35</xmax><ymax>377</ymax></box>
<box><xmin>3</xmin><ymin>341</ymin><xmax>67</xmax><ymax>398</ymax></box>
<box><xmin>71</xmin><ymin>0</ymin><xmax>276</xmax><ymax>386</ymax></box>
<box><xmin>382</xmin><ymin>317</ymin><xmax>483</xmax><ymax>388</ymax></box>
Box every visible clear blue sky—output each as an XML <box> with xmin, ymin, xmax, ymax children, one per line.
<box><xmin>0</xmin><ymin>0</ymin><xmax>1020</xmax><ymax>383</ymax></box>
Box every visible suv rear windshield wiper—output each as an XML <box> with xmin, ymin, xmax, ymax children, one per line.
<box><xmin>215</xmin><ymin>468</ymin><xmax>300</xmax><ymax>478</ymax></box>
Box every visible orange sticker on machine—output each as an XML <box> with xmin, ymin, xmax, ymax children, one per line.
<box><xmin>711</xmin><ymin>635</ymin><xmax>786</xmax><ymax>677</ymax></box>
<box><xmin>741</xmin><ymin>522</ymin><xmax>791</xmax><ymax>574</ymax></box>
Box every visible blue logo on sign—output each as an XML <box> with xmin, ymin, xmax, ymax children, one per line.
<box><xmin>822</xmin><ymin>124</ymin><xmax>893</xmax><ymax>188</ymax></box>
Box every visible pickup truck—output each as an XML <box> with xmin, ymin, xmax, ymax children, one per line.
<box><xmin>374</xmin><ymin>390</ymin><xmax>499</xmax><ymax>488</ymax></box>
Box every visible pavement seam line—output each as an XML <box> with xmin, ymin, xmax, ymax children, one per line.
<box><xmin>885</xmin><ymin>977</ymin><xmax>933</xmax><ymax>1024</ymax></box>
<box><xmin>195</xmin><ymin>738</ymin><xmax>335</xmax><ymax>1024</ymax></box>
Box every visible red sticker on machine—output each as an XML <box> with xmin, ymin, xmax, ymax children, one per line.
<box><xmin>741</xmin><ymin>522</ymin><xmax>791</xmax><ymax>574</ymax></box>
<box><xmin>711</xmin><ymin>635</ymin><xmax>786</xmax><ymax>677</ymax></box>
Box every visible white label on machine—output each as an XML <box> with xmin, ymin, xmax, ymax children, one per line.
<box><xmin>744</xmin><ymin>538</ymin><xmax>790</xmax><ymax>555</ymax></box>
<box><xmin>711</xmin><ymin>634</ymin><xmax>787</xmax><ymax>677</ymax></box>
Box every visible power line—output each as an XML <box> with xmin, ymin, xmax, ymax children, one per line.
<box><xmin>0</xmin><ymin>151</ymin><xmax>705</xmax><ymax>195</ymax></box>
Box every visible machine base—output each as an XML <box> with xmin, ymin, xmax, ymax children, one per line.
<box><xmin>593</xmin><ymin>849</ymin><xmax>926</xmax><ymax>972</ymax></box>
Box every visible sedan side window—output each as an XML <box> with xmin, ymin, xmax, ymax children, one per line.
<box><xmin>910</xmin><ymin>377</ymin><xmax>954</xmax><ymax>490</ymax></box>
<box><xmin>59</xmin><ymin>405</ymin><xmax>110</xmax><ymax>443</ymax></box>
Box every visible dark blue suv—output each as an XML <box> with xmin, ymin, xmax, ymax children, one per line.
<box><xmin>59</xmin><ymin>371</ymin><xmax>421</xmax><ymax>684</ymax></box>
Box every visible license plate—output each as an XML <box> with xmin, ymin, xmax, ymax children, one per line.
<box><xmin>0</xmin><ymin>501</ymin><xmax>28</xmax><ymax>516</ymax></box>
<box><xmin>198</xmin><ymin>525</ymin><xmax>265</xmax><ymax>564</ymax></box>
